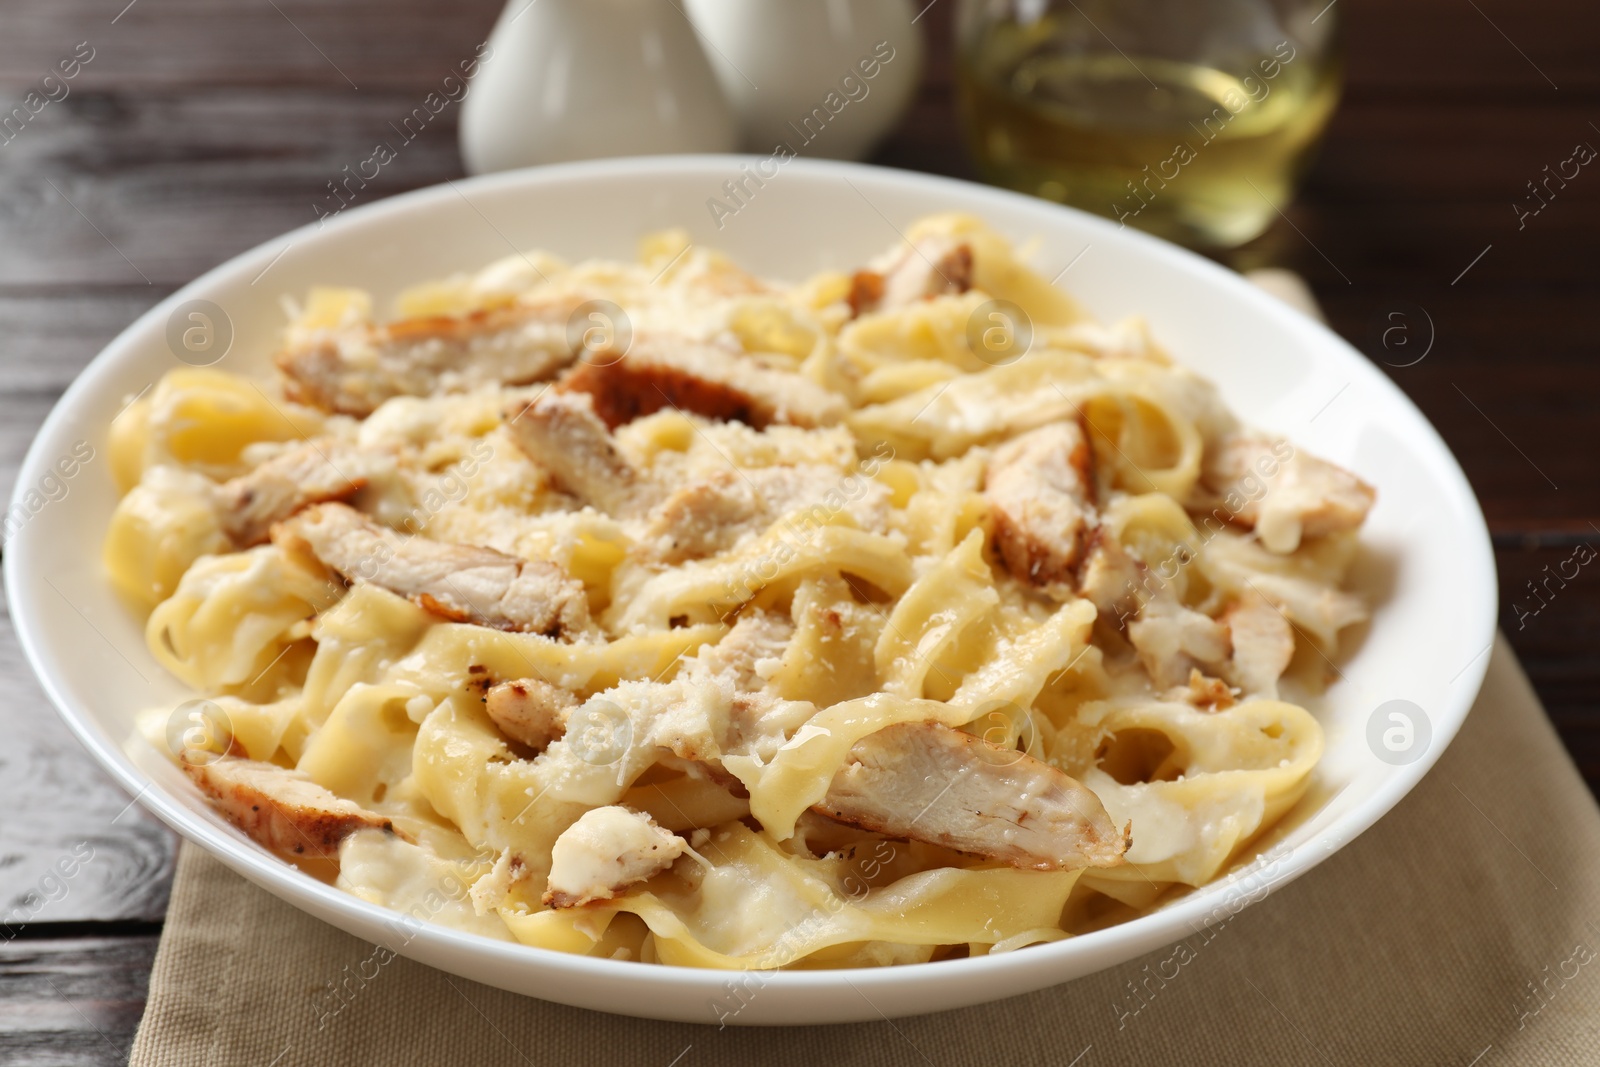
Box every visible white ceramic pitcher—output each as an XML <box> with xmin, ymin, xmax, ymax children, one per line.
<box><xmin>683</xmin><ymin>0</ymin><xmax>925</xmax><ymax>160</ymax></box>
<box><xmin>459</xmin><ymin>0</ymin><xmax>738</xmax><ymax>175</ymax></box>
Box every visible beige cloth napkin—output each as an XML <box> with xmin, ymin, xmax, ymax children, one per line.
<box><xmin>131</xmin><ymin>276</ymin><xmax>1599</xmax><ymax>1063</ymax></box>
<box><xmin>130</xmin><ymin>636</ymin><xmax>1600</xmax><ymax>1066</ymax></box>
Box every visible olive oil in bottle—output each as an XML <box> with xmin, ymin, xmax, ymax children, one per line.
<box><xmin>956</xmin><ymin>17</ymin><xmax>1342</xmax><ymax>248</ymax></box>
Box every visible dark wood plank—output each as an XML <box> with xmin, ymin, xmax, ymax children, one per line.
<box><xmin>0</xmin><ymin>290</ymin><xmax>168</xmax><ymax>393</ymax></box>
<box><xmin>0</xmin><ymin>582</ymin><xmax>175</xmax><ymax>927</ymax></box>
<box><xmin>0</xmin><ymin>291</ymin><xmax>165</xmax><ymax>510</ymax></box>
<box><xmin>0</xmin><ymin>0</ymin><xmax>502</xmax><ymax>92</ymax></box>
<box><xmin>1497</xmin><ymin>543</ymin><xmax>1600</xmax><ymax>784</ymax></box>
<box><xmin>1337</xmin><ymin>0</ymin><xmax>1592</xmax><ymax>96</ymax></box>
<box><xmin>0</xmin><ymin>89</ymin><xmax>469</xmax><ymax>286</ymax></box>
<box><xmin>0</xmin><ymin>934</ymin><xmax>158</xmax><ymax>1066</ymax></box>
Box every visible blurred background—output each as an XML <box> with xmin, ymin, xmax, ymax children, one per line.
<box><xmin>0</xmin><ymin>0</ymin><xmax>1595</xmax><ymax>1052</ymax></box>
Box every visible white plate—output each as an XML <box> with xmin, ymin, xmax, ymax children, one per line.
<box><xmin>5</xmin><ymin>156</ymin><xmax>1497</xmax><ymax>1025</ymax></box>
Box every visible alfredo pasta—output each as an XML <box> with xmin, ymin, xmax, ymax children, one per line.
<box><xmin>104</xmin><ymin>215</ymin><xmax>1372</xmax><ymax>968</ymax></box>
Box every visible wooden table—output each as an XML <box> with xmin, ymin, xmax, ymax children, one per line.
<box><xmin>1</xmin><ymin>0</ymin><xmax>1594</xmax><ymax>1060</ymax></box>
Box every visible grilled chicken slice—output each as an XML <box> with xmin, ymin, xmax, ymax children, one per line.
<box><xmin>1163</xmin><ymin>668</ymin><xmax>1237</xmax><ymax>712</ymax></box>
<box><xmin>217</xmin><ymin>438</ymin><xmax>372</xmax><ymax>546</ymax></box>
<box><xmin>484</xmin><ymin>677</ymin><xmax>578</xmax><ymax>752</ymax></box>
<box><xmin>1222</xmin><ymin>592</ymin><xmax>1295</xmax><ymax>699</ymax></box>
<box><xmin>817</xmin><ymin>722</ymin><xmax>1128</xmax><ymax>871</ymax></box>
<box><xmin>848</xmin><ymin>235</ymin><xmax>974</xmax><ymax>317</ymax></box>
<box><xmin>696</xmin><ymin>609</ymin><xmax>793</xmax><ymax>692</ymax></box>
<box><xmin>543</xmin><ymin>806</ymin><xmax>686</xmax><ymax>908</ymax></box>
<box><xmin>642</xmin><ymin>470</ymin><xmax>759</xmax><ymax>561</ymax></box>
<box><xmin>272</xmin><ymin>502</ymin><xmax>593</xmax><ymax>638</ymax></box>
<box><xmin>1201</xmin><ymin>434</ymin><xmax>1375</xmax><ymax>554</ymax></box>
<box><xmin>640</xmin><ymin>611</ymin><xmax>818</xmax><ymax>784</ymax></box>
<box><xmin>503</xmin><ymin>388</ymin><xmax>881</xmax><ymax>563</ymax></box>
<box><xmin>1074</xmin><ymin>529</ymin><xmax>1145</xmax><ymax>626</ymax></box>
<box><xmin>276</xmin><ymin>297</ymin><xmax>582</xmax><ymax>417</ymax></box>
<box><xmin>642</xmin><ymin>464</ymin><xmax>889</xmax><ymax>563</ymax></box>
<box><xmin>503</xmin><ymin>390</ymin><xmax>642</xmax><ymax>515</ymax></box>
<box><xmin>184</xmin><ymin>756</ymin><xmax>399</xmax><ymax>858</ymax></box>
<box><xmin>652</xmin><ymin>611</ymin><xmax>807</xmax><ymax>771</ymax></box>
<box><xmin>986</xmin><ymin>420</ymin><xmax>1097</xmax><ymax>587</ymax></box>
<box><xmin>558</xmin><ymin>335</ymin><xmax>847</xmax><ymax>430</ymax></box>
<box><xmin>1128</xmin><ymin>598</ymin><xmax>1231</xmax><ymax>690</ymax></box>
